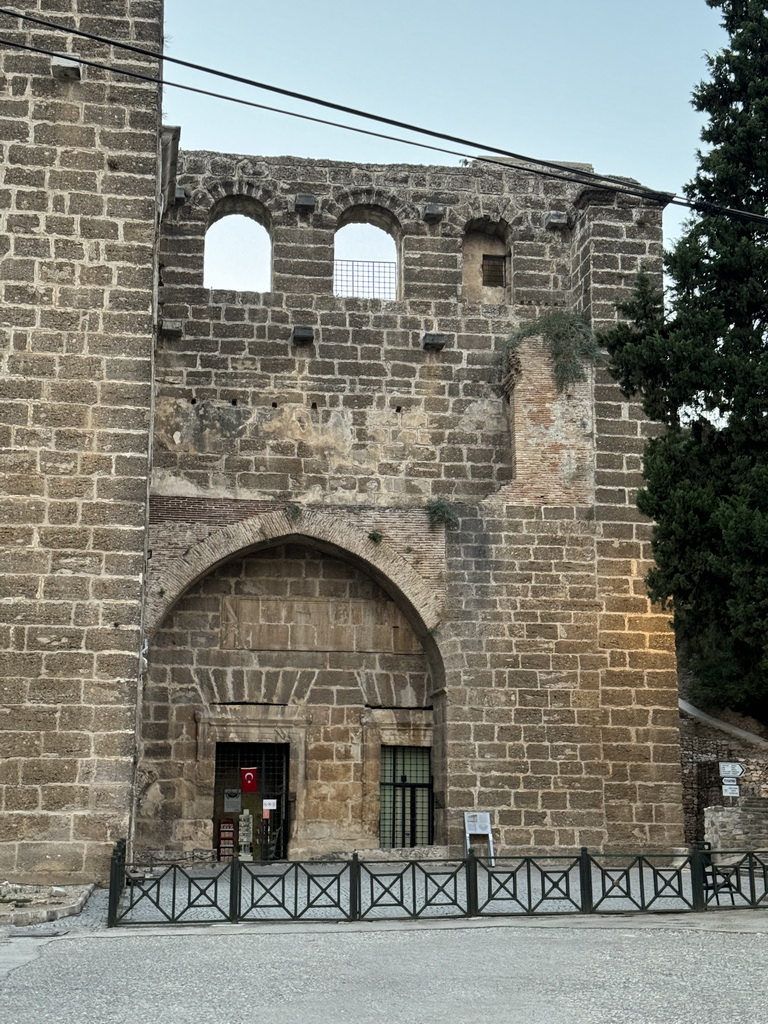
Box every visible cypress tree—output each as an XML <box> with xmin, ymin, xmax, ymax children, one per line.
<box><xmin>604</xmin><ymin>0</ymin><xmax>768</xmax><ymax>719</ymax></box>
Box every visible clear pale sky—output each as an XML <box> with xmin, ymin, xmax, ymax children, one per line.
<box><xmin>162</xmin><ymin>0</ymin><xmax>726</xmax><ymax>283</ymax></box>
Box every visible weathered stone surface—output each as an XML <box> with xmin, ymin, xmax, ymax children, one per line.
<box><xmin>2</xmin><ymin>1</ymin><xmax>685</xmax><ymax>880</ymax></box>
<box><xmin>0</xmin><ymin>0</ymin><xmax>159</xmax><ymax>884</ymax></box>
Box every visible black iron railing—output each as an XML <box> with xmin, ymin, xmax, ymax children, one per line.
<box><xmin>107</xmin><ymin>843</ymin><xmax>768</xmax><ymax>927</ymax></box>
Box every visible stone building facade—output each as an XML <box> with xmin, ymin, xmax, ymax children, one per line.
<box><xmin>1</xmin><ymin>0</ymin><xmax>686</xmax><ymax>882</ymax></box>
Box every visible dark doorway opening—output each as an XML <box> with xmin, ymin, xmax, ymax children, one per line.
<box><xmin>213</xmin><ymin>742</ymin><xmax>290</xmax><ymax>860</ymax></box>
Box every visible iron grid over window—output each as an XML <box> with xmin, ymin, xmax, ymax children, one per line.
<box><xmin>333</xmin><ymin>259</ymin><xmax>397</xmax><ymax>300</ymax></box>
<box><xmin>482</xmin><ymin>254</ymin><xmax>506</xmax><ymax>288</ymax></box>
<box><xmin>380</xmin><ymin>745</ymin><xmax>433</xmax><ymax>848</ymax></box>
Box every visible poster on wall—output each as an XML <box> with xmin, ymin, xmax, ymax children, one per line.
<box><xmin>223</xmin><ymin>788</ymin><xmax>241</xmax><ymax>812</ymax></box>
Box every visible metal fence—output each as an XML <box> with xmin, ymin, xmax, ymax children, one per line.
<box><xmin>333</xmin><ymin>259</ymin><xmax>397</xmax><ymax>300</ymax></box>
<box><xmin>107</xmin><ymin>842</ymin><xmax>768</xmax><ymax>927</ymax></box>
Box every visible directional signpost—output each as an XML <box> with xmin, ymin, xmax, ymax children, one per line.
<box><xmin>719</xmin><ymin>762</ymin><xmax>744</xmax><ymax>798</ymax></box>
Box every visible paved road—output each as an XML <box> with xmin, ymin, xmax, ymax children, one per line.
<box><xmin>1</xmin><ymin>909</ymin><xmax>767</xmax><ymax>1024</ymax></box>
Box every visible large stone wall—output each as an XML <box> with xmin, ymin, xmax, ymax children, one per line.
<box><xmin>1</xmin><ymin>1</ymin><xmax>688</xmax><ymax>879</ymax></box>
<box><xmin>0</xmin><ymin>2</ymin><xmax>161</xmax><ymax>882</ymax></box>
<box><xmin>138</xmin><ymin>545</ymin><xmax>433</xmax><ymax>855</ymax></box>
<box><xmin>145</xmin><ymin>152</ymin><xmax>685</xmax><ymax>855</ymax></box>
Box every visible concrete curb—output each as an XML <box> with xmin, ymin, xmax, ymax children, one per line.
<box><xmin>0</xmin><ymin>885</ymin><xmax>94</xmax><ymax>928</ymax></box>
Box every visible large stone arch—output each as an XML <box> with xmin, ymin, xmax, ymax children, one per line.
<box><xmin>137</xmin><ymin>508</ymin><xmax>448</xmax><ymax>859</ymax></box>
<box><xmin>145</xmin><ymin>507</ymin><xmax>444</xmax><ymax>640</ymax></box>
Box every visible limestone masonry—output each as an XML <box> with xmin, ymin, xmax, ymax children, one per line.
<box><xmin>1</xmin><ymin>0</ymin><xmax>686</xmax><ymax>883</ymax></box>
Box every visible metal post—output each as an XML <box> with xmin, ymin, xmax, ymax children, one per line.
<box><xmin>748</xmin><ymin>852</ymin><xmax>757</xmax><ymax>907</ymax></box>
<box><xmin>349</xmin><ymin>852</ymin><xmax>361</xmax><ymax>922</ymax></box>
<box><xmin>107</xmin><ymin>838</ymin><xmax>126</xmax><ymax>928</ymax></box>
<box><xmin>579</xmin><ymin>847</ymin><xmax>594</xmax><ymax>914</ymax></box>
<box><xmin>466</xmin><ymin>848</ymin><xmax>479</xmax><ymax>917</ymax></box>
<box><xmin>229</xmin><ymin>855</ymin><xmax>241</xmax><ymax>922</ymax></box>
<box><xmin>690</xmin><ymin>842</ymin><xmax>706</xmax><ymax>913</ymax></box>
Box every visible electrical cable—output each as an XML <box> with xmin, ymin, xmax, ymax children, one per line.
<box><xmin>0</xmin><ymin>35</ymin><xmax>674</xmax><ymax>205</ymax></box>
<box><xmin>1</xmin><ymin>7</ymin><xmax>767</xmax><ymax>226</ymax></box>
<box><xmin>0</xmin><ymin>4</ymin><xmax>670</xmax><ymax>196</ymax></box>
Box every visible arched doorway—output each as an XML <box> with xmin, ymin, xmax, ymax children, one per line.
<box><xmin>135</xmin><ymin>539</ymin><xmax>443</xmax><ymax>861</ymax></box>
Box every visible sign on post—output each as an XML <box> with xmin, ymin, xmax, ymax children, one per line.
<box><xmin>722</xmin><ymin>780</ymin><xmax>740</xmax><ymax>797</ymax></box>
<box><xmin>719</xmin><ymin>762</ymin><xmax>745</xmax><ymax>778</ymax></box>
<box><xmin>464</xmin><ymin>811</ymin><xmax>495</xmax><ymax>865</ymax></box>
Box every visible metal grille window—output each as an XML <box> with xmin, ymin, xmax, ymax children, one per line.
<box><xmin>482</xmin><ymin>254</ymin><xmax>506</xmax><ymax>288</ymax></box>
<box><xmin>379</xmin><ymin>746</ymin><xmax>433</xmax><ymax>849</ymax></box>
<box><xmin>333</xmin><ymin>259</ymin><xmax>397</xmax><ymax>300</ymax></box>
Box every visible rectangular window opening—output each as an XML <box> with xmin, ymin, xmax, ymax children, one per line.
<box><xmin>379</xmin><ymin>745</ymin><xmax>433</xmax><ymax>849</ymax></box>
<box><xmin>482</xmin><ymin>254</ymin><xmax>506</xmax><ymax>288</ymax></box>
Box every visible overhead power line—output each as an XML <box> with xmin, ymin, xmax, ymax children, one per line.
<box><xmin>0</xmin><ymin>5</ymin><xmax>667</xmax><ymax>195</ymax></box>
<box><xmin>0</xmin><ymin>36</ymin><xmax>665</xmax><ymax>204</ymax></box>
<box><xmin>1</xmin><ymin>6</ymin><xmax>767</xmax><ymax>227</ymax></box>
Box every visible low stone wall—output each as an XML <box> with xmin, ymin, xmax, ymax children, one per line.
<box><xmin>680</xmin><ymin>711</ymin><xmax>768</xmax><ymax>843</ymax></box>
<box><xmin>704</xmin><ymin>798</ymin><xmax>768</xmax><ymax>851</ymax></box>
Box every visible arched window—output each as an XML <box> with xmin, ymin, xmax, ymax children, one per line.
<box><xmin>461</xmin><ymin>218</ymin><xmax>510</xmax><ymax>303</ymax></box>
<box><xmin>204</xmin><ymin>198</ymin><xmax>271</xmax><ymax>292</ymax></box>
<box><xmin>334</xmin><ymin>206</ymin><xmax>399</xmax><ymax>300</ymax></box>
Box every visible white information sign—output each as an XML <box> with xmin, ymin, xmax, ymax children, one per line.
<box><xmin>464</xmin><ymin>812</ymin><xmax>492</xmax><ymax>836</ymax></box>
<box><xmin>238</xmin><ymin>810</ymin><xmax>253</xmax><ymax>842</ymax></box>
<box><xmin>719</xmin><ymin>762</ymin><xmax>745</xmax><ymax>778</ymax></box>
<box><xmin>722</xmin><ymin>781</ymin><xmax>740</xmax><ymax>797</ymax></box>
<box><xmin>263</xmin><ymin>799</ymin><xmax>277</xmax><ymax>810</ymax></box>
<box><xmin>464</xmin><ymin>812</ymin><xmax>495</xmax><ymax>865</ymax></box>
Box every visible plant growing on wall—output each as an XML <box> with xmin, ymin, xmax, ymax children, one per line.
<box><xmin>501</xmin><ymin>310</ymin><xmax>599</xmax><ymax>398</ymax></box>
<box><xmin>425</xmin><ymin>498</ymin><xmax>459</xmax><ymax>529</ymax></box>
<box><xmin>285</xmin><ymin>503</ymin><xmax>302</xmax><ymax>522</ymax></box>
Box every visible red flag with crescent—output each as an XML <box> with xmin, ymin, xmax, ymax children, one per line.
<box><xmin>240</xmin><ymin>767</ymin><xmax>258</xmax><ymax>793</ymax></box>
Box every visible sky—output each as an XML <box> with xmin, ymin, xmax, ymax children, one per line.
<box><xmin>162</xmin><ymin>0</ymin><xmax>727</xmax><ymax>287</ymax></box>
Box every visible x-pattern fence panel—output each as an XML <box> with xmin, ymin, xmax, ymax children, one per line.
<box><xmin>240</xmin><ymin>861</ymin><xmax>351</xmax><ymax>921</ymax></box>
<box><xmin>702</xmin><ymin>851</ymin><xmax>768</xmax><ymax>908</ymax></box>
<box><xmin>589</xmin><ymin>854</ymin><xmax>695</xmax><ymax>913</ymax></box>
<box><xmin>475</xmin><ymin>855</ymin><xmax>582</xmax><ymax>915</ymax></box>
<box><xmin>359</xmin><ymin>860</ymin><xmax>467</xmax><ymax>920</ymax></box>
<box><xmin>113</xmin><ymin>860</ymin><xmax>234</xmax><ymax>925</ymax></box>
<box><xmin>107</xmin><ymin>842</ymin><xmax>768</xmax><ymax>927</ymax></box>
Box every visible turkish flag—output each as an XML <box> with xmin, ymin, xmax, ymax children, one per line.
<box><xmin>240</xmin><ymin>767</ymin><xmax>258</xmax><ymax>793</ymax></box>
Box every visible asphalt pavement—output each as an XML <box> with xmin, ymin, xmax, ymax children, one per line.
<box><xmin>1</xmin><ymin>897</ymin><xmax>767</xmax><ymax>1024</ymax></box>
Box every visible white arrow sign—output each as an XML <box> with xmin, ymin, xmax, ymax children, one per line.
<box><xmin>719</xmin><ymin>762</ymin><xmax>745</xmax><ymax>778</ymax></box>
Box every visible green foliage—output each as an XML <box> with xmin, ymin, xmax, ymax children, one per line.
<box><xmin>503</xmin><ymin>311</ymin><xmax>599</xmax><ymax>397</ymax></box>
<box><xmin>367</xmin><ymin>530</ymin><xmax>383</xmax><ymax>544</ymax></box>
<box><xmin>285</xmin><ymin>503</ymin><xmax>302</xmax><ymax>522</ymax></box>
<box><xmin>425</xmin><ymin>499</ymin><xmax>460</xmax><ymax>529</ymax></box>
<box><xmin>603</xmin><ymin>1</ymin><xmax>768</xmax><ymax>720</ymax></box>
